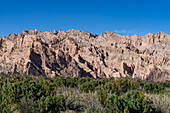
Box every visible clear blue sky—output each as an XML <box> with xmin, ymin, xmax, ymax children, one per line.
<box><xmin>0</xmin><ymin>0</ymin><xmax>170</xmax><ymax>36</ymax></box>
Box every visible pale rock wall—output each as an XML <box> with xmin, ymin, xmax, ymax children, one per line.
<box><xmin>0</xmin><ymin>29</ymin><xmax>169</xmax><ymax>81</ymax></box>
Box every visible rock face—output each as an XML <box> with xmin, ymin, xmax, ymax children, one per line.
<box><xmin>0</xmin><ymin>29</ymin><xmax>170</xmax><ymax>81</ymax></box>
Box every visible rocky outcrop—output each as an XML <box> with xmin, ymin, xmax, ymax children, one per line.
<box><xmin>0</xmin><ymin>29</ymin><xmax>169</xmax><ymax>81</ymax></box>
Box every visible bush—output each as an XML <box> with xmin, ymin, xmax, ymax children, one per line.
<box><xmin>35</xmin><ymin>95</ymin><xmax>66</xmax><ymax>112</ymax></box>
<box><xmin>124</xmin><ymin>91</ymin><xmax>155</xmax><ymax>113</ymax></box>
<box><xmin>105</xmin><ymin>94</ymin><xmax>125</xmax><ymax>113</ymax></box>
<box><xmin>105</xmin><ymin>91</ymin><xmax>155</xmax><ymax>113</ymax></box>
<box><xmin>0</xmin><ymin>74</ymin><xmax>169</xmax><ymax>112</ymax></box>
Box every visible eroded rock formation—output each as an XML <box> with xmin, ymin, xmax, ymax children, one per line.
<box><xmin>0</xmin><ymin>29</ymin><xmax>169</xmax><ymax>81</ymax></box>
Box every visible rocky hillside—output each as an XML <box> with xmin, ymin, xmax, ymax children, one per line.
<box><xmin>0</xmin><ymin>29</ymin><xmax>170</xmax><ymax>81</ymax></box>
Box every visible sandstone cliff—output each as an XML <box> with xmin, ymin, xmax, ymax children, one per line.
<box><xmin>0</xmin><ymin>29</ymin><xmax>170</xmax><ymax>81</ymax></box>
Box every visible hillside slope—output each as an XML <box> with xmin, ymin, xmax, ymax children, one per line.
<box><xmin>0</xmin><ymin>29</ymin><xmax>170</xmax><ymax>81</ymax></box>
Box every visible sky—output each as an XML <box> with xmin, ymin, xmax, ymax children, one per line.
<box><xmin>0</xmin><ymin>0</ymin><xmax>170</xmax><ymax>36</ymax></box>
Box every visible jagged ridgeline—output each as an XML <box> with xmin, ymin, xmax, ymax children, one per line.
<box><xmin>0</xmin><ymin>29</ymin><xmax>170</xmax><ymax>81</ymax></box>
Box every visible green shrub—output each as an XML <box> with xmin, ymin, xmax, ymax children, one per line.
<box><xmin>124</xmin><ymin>91</ymin><xmax>155</xmax><ymax>113</ymax></box>
<box><xmin>105</xmin><ymin>94</ymin><xmax>125</xmax><ymax>113</ymax></box>
<box><xmin>105</xmin><ymin>91</ymin><xmax>155</xmax><ymax>113</ymax></box>
<box><xmin>97</xmin><ymin>87</ymin><xmax>108</xmax><ymax>106</ymax></box>
<box><xmin>0</xmin><ymin>74</ymin><xmax>169</xmax><ymax>112</ymax></box>
<box><xmin>35</xmin><ymin>95</ymin><xmax>66</xmax><ymax>112</ymax></box>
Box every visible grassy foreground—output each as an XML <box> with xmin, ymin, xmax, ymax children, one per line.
<box><xmin>0</xmin><ymin>74</ymin><xmax>169</xmax><ymax>113</ymax></box>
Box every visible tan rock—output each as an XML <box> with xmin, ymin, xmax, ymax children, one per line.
<box><xmin>0</xmin><ymin>29</ymin><xmax>169</xmax><ymax>81</ymax></box>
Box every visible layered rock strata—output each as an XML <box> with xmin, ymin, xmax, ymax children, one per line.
<box><xmin>0</xmin><ymin>29</ymin><xmax>169</xmax><ymax>81</ymax></box>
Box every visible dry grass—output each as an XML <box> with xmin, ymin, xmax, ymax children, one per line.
<box><xmin>56</xmin><ymin>87</ymin><xmax>105</xmax><ymax>113</ymax></box>
<box><xmin>146</xmin><ymin>93</ymin><xmax>170</xmax><ymax>113</ymax></box>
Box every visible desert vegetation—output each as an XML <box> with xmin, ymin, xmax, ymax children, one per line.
<box><xmin>0</xmin><ymin>74</ymin><xmax>169</xmax><ymax>113</ymax></box>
